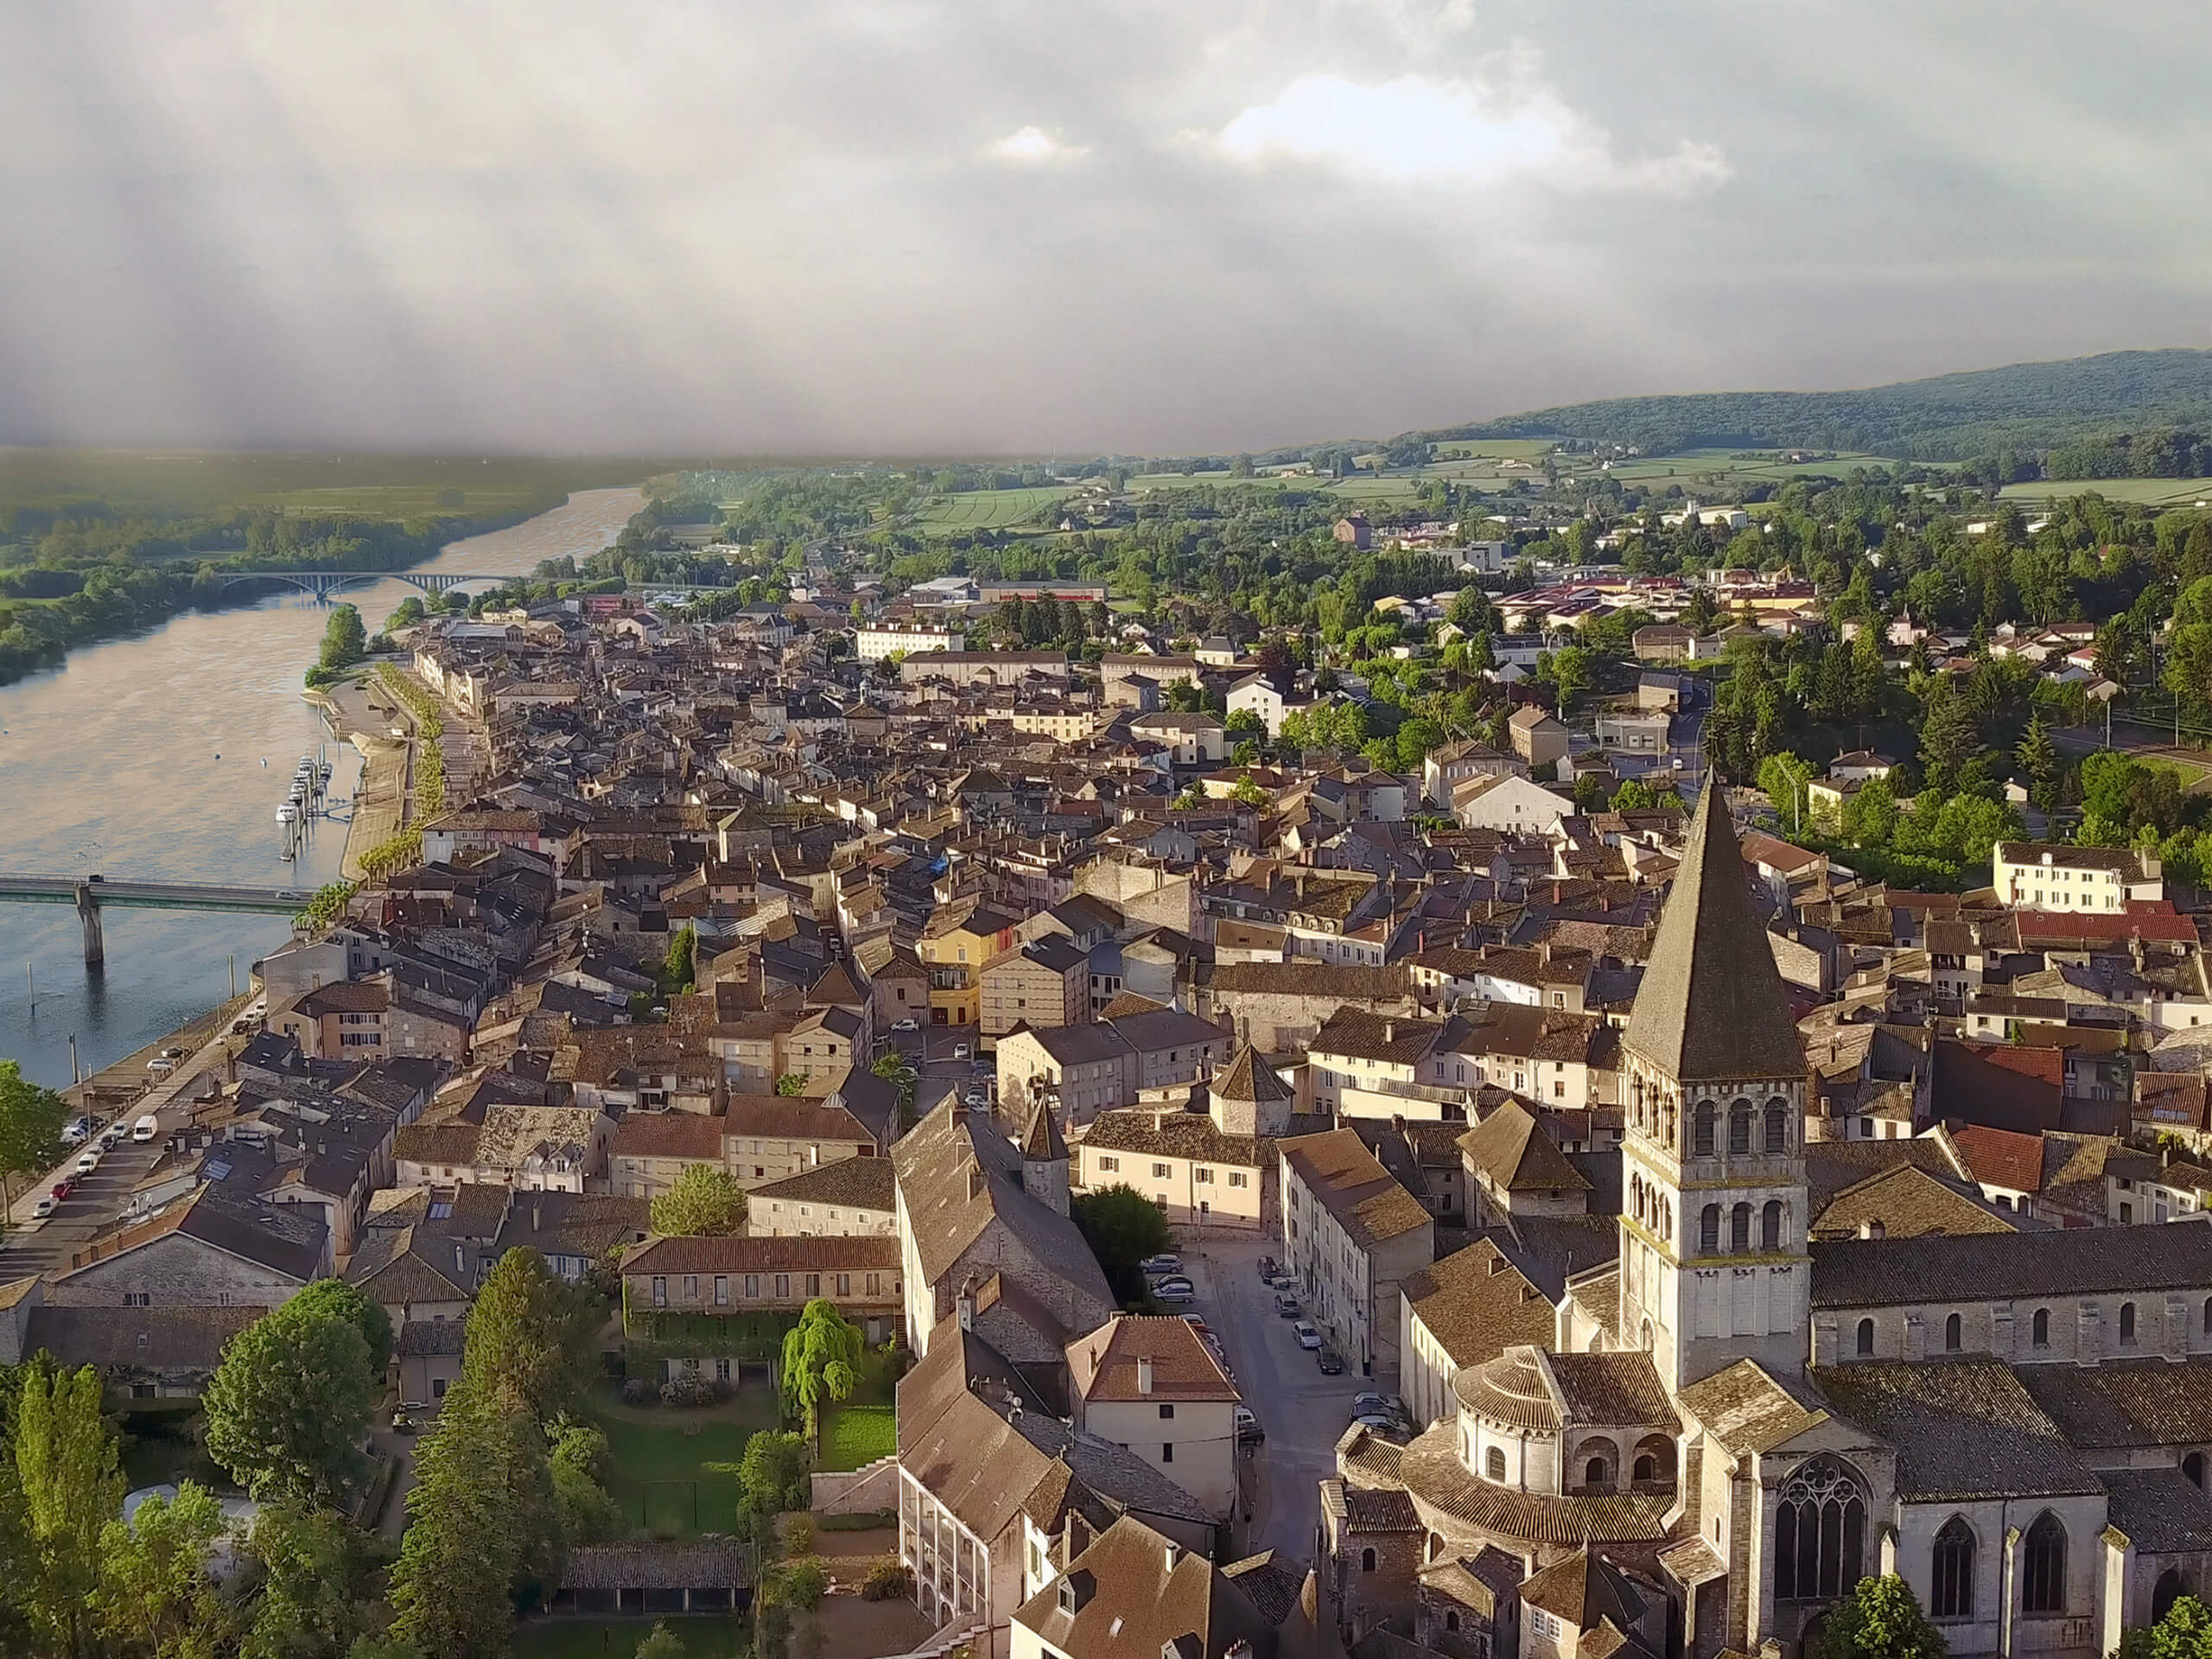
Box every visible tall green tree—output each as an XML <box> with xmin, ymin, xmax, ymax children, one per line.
<box><xmin>2015</xmin><ymin>714</ymin><xmax>2060</xmax><ymax>814</ymax></box>
<box><xmin>318</xmin><ymin>605</ymin><xmax>367</xmax><ymax>672</ymax></box>
<box><xmin>650</xmin><ymin>1162</ymin><xmax>747</xmax><ymax>1237</ymax></box>
<box><xmin>1809</xmin><ymin>1573</ymin><xmax>1947</xmax><ymax>1659</ymax></box>
<box><xmin>549</xmin><ymin>1424</ymin><xmax>623</xmax><ymax>1545</ymax></box>
<box><xmin>738</xmin><ymin>1431</ymin><xmax>813</xmax><ymax>1518</ymax></box>
<box><xmin>93</xmin><ymin>1482</ymin><xmax>235</xmax><ymax>1659</ymax></box>
<box><xmin>871</xmin><ymin>1052</ymin><xmax>918</xmax><ymax>1126</ymax></box>
<box><xmin>1917</xmin><ymin>686</ymin><xmax>1980</xmax><ymax>797</ymax></box>
<box><xmin>239</xmin><ymin>1503</ymin><xmax>380</xmax><ymax>1659</ymax></box>
<box><xmin>15</xmin><ymin>1362</ymin><xmax>126</xmax><ymax>1659</ymax></box>
<box><xmin>204</xmin><ymin>1306</ymin><xmax>373</xmax><ymax>1505</ymax></box>
<box><xmin>1071</xmin><ymin>1185</ymin><xmax>1172</xmax><ymax>1302</ymax></box>
<box><xmin>283</xmin><ymin>1279</ymin><xmax>395</xmax><ymax>1380</ymax></box>
<box><xmin>0</xmin><ymin>1060</ymin><xmax>67</xmax><ymax>1211</ymax></box>
<box><xmin>461</xmin><ymin>1249</ymin><xmax>593</xmax><ymax>1422</ymax></box>
<box><xmin>780</xmin><ymin>1300</ymin><xmax>864</xmax><ymax>1442</ymax></box>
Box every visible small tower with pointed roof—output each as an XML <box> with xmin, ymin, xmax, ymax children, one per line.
<box><xmin>1020</xmin><ymin>1098</ymin><xmax>1071</xmax><ymax>1217</ymax></box>
<box><xmin>1208</xmin><ymin>1042</ymin><xmax>1294</xmax><ymax>1136</ymax></box>
<box><xmin>1616</xmin><ymin>783</ymin><xmax>1810</xmax><ymax>1391</ymax></box>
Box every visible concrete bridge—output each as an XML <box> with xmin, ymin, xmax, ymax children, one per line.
<box><xmin>0</xmin><ymin>874</ymin><xmax>306</xmax><ymax>966</ymax></box>
<box><xmin>219</xmin><ymin>569</ymin><xmax>516</xmax><ymax>601</ymax></box>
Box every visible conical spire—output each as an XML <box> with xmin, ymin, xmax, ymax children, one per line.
<box><xmin>1021</xmin><ymin>1096</ymin><xmax>1067</xmax><ymax>1162</ymax></box>
<box><xmin>1621</xmin><ymin>783</ymin><xmax>1803</xmax><ymax>1082</ymax></box>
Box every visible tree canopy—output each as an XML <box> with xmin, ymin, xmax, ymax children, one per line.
<box><xmin>781</xmin><ymin>1300</ymin><xmax>864</xmax><ymax>1442</ymax></box>
<box><xmin>650</xmin><ymin>1162</ymin><xmax>748</xmax><ymax>1237</ymax></box>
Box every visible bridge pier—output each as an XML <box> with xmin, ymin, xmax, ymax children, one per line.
<box><xmin>74</xmin><ymin>883</ymin><xmax>104</xmax><ymax>969</ymax></box>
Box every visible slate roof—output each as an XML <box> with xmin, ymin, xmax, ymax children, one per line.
<box><xmin>1814</xmin><ymin>1359</ymin><xmax>2101</xmax><ymax>1501</ymax></box>
<box><xmin>1621</xmin><ymin>785</ymin><xmax>1805</xmax><ymax>1083</ymax></box>
<box><xmin>1811</xmin><ymin>1224</ymin><xmax>2212</xmax><ymax>1307</ymax></box>
<box><xmin>2014</xmin><ymin>1357</ymin><xmax>2212</xmax><ymax>1450</ymax></box>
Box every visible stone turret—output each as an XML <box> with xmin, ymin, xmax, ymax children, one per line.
<box><xmin>1020</xmin><ymin>1098</ymin><xmax>1070</xmax><ymax>1217</ymax></box>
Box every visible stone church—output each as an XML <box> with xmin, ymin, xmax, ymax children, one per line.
<box><xmin>1333</xmin><ymin>785</ymin><xmax>2212</xmax><ymax>1659</ymax></box>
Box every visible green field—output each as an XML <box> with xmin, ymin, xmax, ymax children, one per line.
<box><xmin>1591</xmin><ymin>448</ymin><xmax>1939</xmax><ymax>487</ymax></box>
<box><xmin>591</xmin><ymin>1389</ymin><xmax>780</xmax><ymax>1539</ymax></box>
<box><xmin>1432</xmin><ymin>438</ymin><xmax>1556</xmax><ymax>461</ymax></box>
<box><xmin>0</xmin><ymin>449</ymin><xmax>645</xmax><ymax>522</ymax></box>
<box><xmin>1999</xmin><ymin>476</ymin><xmax>2212</xmax><ymax>507</ymax></box>
<box><xmin>908</xmin><ymin>486</ymin><xmax>1071</xmax><ymax>531</ymax></box>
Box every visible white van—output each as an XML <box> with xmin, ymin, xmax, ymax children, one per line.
<box><xmin>131</xmin><ymin>1113</ymin><xmax>161</xmax><ymax>1143</ymax></box>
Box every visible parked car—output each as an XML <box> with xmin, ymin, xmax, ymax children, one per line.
<box><xmin>950</xmin><ymin>1043</ymin><xmax>969</xmax><ymax>1061</ymax></box>
<box><xmin>159</xmin><ymin>1046</ymin><xmax>185</xmax><ymax>1061</ymax></box>
<box><xmin>1268</xmin><ymin>1274</ymin><xmax>1297</xmax><ymax>1294</ymax></box>
<box><xmin>1351</xmin><ymin>1392</ymin><xmax>1388</xmax><ymax>1418</ymax></box>
<box><xmin>1179</xmin><ymin>1313</ymin><xmax>1209</xmax><ymax>1330</ymax></box>
<box><xmin>31</xmin><ymin>1195</ymin><xmax>57</xmax><ymax>1219</ymax></box>
<box><xmin>892</xmin><ymin>1017</ymin><xmax>919</xmax><ymax>1032</ymax></box>
<box><xmin>1154</xmin><ymin>1285</ymin><xmax>1194</xmax><ymax>1306</ymax></box>
<box><xmin>1140</xmin><ymin>1255</ymin><xmax>1184</xmax><ymax>1276</ymax></box>
<box><xmin>49</xmin><ymin>1178</ymin><xmax>74</xmax><ymax>1203</ymax></box>
<box><xmin>1235</xmin><ymin>1407</ymin><xmax>1264</xmax><ymax>1444</ymax></box>
<box><xmin>99</xmin><ymin>1122</ymin><xmax>130</xmax><ymax>1149</ymax></box>
<box><xmin>1151</xmin><ymin>1278</ymin><xmax>1195</xmax><ymax>1299</ymax></box>
<box><xmin>61</xmin><ymin>1115</ymin><xmax>95</xmax><ymax>1146</ymax></box>
<box><xmin>145</xmin><ymin>1056</ymin><xmax>175</xmax><ymax>1077</ymax></box>
<box><xmin>73</xmin><ymin>1149</ymin><xmax>100</xmax><ymax>1177</ymax></box>
<box><xmin>1256</xmin><ymin>1255</ymin><xmax>1277</xmax><ymax>1281</ymax></box>
<box><xmin>1274</xmin><ymin>1292</ymin><xmax>1300</xmax><ymax>1318</ymax></box>
<box><xmin>1294</xmin><ymin>1321</ymin><xmax>1322</xmax><ymax>1351</ymax></box>
<box><xmin>1316</xmin><ymin>1350</ymin><xmax>1345</xmax><ymax>1375</ymax></box>
<box><xmin>1354</xmin><ymin>1414</ymin><xmax>1403</xmax><ymax>1439</ymax></box>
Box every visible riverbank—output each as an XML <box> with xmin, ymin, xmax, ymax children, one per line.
<box><xmin>307</xmin><ymin>673</ymin><xmax>415</xmax><ymax>882</ymax></box>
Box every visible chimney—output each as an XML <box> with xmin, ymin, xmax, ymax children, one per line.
<box><xmin>957</xmin><ymin>1285</ymin><xmax>976</xmax><ymax>1331</ymax></box>
<box><xmin>968</xmin><ymin>1162</ymin><xmax>985</xmax><ymax>1201</ymax></box>
<box><xmin>1382</xmin><ymin>1020</ymin><xmax>1395</xmax><ymax>1043</ymax></box>
<box><xmin>531</xmin><ymin>1201</ymin><xmax>541</xmax><ymax>1232</ymax></box>
<box><xmin>1163</xmin><ymin>1541</ymin><xmax>1179</xmax><ymax>1573</ymax></box>
<box><xmin>1137</xmin><ymin>1357</ymin><xmax>1154</xmax><ymax>1395</ymax></box>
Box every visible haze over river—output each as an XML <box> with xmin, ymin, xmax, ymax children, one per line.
<box><xmin>0</xmin><ymin>486</ymin><xmax>644</xmax><ymax>1087</ymax></box>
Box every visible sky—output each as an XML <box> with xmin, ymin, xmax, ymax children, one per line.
<box><xmin>2</xmin><ymin>1</ymin><xmax>2209</xmax><ymax>458</ymax></box>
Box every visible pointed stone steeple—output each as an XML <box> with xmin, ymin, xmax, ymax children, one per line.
<box><xmin>1020</xmin><ymin>1098</ymin><xmax>1070</xmax><ymax>1217</ymax></box>
<box><xmin>1622</xmin><ymin>783</ymin><xmax>1803</xmax><ymax>1084</ymax></box>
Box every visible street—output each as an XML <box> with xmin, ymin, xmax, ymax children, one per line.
<box><xmin>1174</xmin><ymin>1225</ymin><xmax>1362</xmax><ymax>1571</ymax></box>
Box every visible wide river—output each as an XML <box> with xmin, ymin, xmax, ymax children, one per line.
<box><xmin>0</xmin><ymin>486</ymin><xmax>644</xmax><ymax>1087</ymax></box>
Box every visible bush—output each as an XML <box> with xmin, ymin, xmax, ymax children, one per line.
<box><xmin>861</xmin><ymin>1558</ymin><xmax>914</xmax><ymax>1601</ymax></box>
<box><xmin>620</xmin><ymin>1378</ymin><xmax>659</xmax><ymax>1407</ymax></box>
<box><xmin>780</xmin><ymin>1559</ymin><xmax>828</xmax><ymax>1613</ymax></box>
<box><xmin>658</xmin><ymin>1372</ymin><xmax>719</xmax><ymax>1408</ymax></box>
<box><xmin>785</xmin><ymin>1514</ymin><xmax>816</xmax><ymax>1556</ymax></box>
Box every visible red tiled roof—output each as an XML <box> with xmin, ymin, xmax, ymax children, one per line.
<box><xmin>1949</xmin><ymin>1125</ymin><xmax>2045</xmax><ymax>1194</ymax></box>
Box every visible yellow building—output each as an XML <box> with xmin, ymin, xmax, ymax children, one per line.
<box><xmin>918</xmin><ymin>899</ymin><xmax>1020</xmax><ymax>1027</ymax></box>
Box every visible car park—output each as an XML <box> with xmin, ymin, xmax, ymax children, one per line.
<box><xmin>1151</xmin><ymin>1274</ymin><xmax>1194</xmax><ymax>1294</ymax></box>
<box><xmin>1316</xmin><ymin>1350</ymin><xmax>1345</xmax><ymax>1374</ymax></box>
<box><xmin>1141</xmin><ymin>1254</ymin><xmax>1184</xmax><ymax>1276</ymax></box>
<box><xmin>1235</xmin><ymin>1407</ymin><xmax>1263</xmax><ymax>1444</ymax></box>
<box><xmin>1294</xmin><ymin>1321</ymin><xmax>1322</xmax><ymax>1350</ymax></box>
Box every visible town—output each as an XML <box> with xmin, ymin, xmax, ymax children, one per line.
<box><xmin>6</xmin><ymin>460</ymin><xmax>2212</xmax><ymax>1659</ymax></box>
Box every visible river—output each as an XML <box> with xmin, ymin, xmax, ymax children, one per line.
<box><xmin>0</xmin><ymin>486</ymin><xmax>644</xmax><ymax>1088</ymax></box>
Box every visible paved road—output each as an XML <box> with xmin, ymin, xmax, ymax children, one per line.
<box><xmin>1179</xmin><ymin>1227</ymin><xmax>1361</xmax><ymax>1571</ymax></box>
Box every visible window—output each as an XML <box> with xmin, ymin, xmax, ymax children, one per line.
<box><xmin>1729</xmin><ymin>1100</ymin><xmax>1752</xmax><ymax>1154</ymax></box>
<box><xmin>1152</xmin><ymin>1162</ymin><xmax>1170</xmax><ymax>1179</ymax></box>
<box><xmin>715</xmin><ymin>1357</ymin><xmax>732</xmax><ymax>1382</ymax></box>
<box><xmin>652</xmin><ymin>1275</ymin><xmax>667</xmax><ymax>1307</ymax></box>
<box><xmin>836</xmin><ymin>1274</ymin><xmax>850</xmax><ymax>1296</ymax></box>
<box><xmin>2022</xmin><ymin>1513</ymin><xmax>2066</xmax><ymax>1614</ymax></box>
<box><xmin>1159</xmin><ymin>1403</ymin><xmax>1175</xmax><ymax>1420</ymax></box>
<box><xmin>867</xmin><ymin>1273</ymin><xmax>881</xmax><ymax>1295</ymax></box>
<box><xmin>1693</xmin><ymin>1101</ymin><xmax>1716</xmax><ymax>1155</ymax></box>
<box><xmin>1446</xmin><ymin>1612</ymin><xmax>1460</xmax><ymax>1632</ymax></box>
<box><xmin>1762</xmin><ymin>1200</ymin><xmax>1783</xmax><ymax>1250</ymax></box>
<box><xmin>2121</xmin><ymin>1301</ymin><xmax>2139</xmax><ymax>1346</ymax></box>
<box><xmin>806</xmin><ymin>1274</ymin><xmax>822</xmax><ymax>1296</ymax></box>
<box><xmin>1765</xmin><ymin>1100</ymin><xmax>1789</xmax><ymax>1152</ymax></box>
<box><xmin>2033</xmin><ymin>1307</ymin><xmax>2050</xmax><ymax>1348</ymax></box>
<box><xmin>1229</xmin><ymin>1172</ymin><xmax>1247</xmax><ymax>1187</ymax></box>
<box><xmin>714</xmin><ymin>1275</ymin><xmax>728</xmax><ymax>1306</ymax></box>
<box><xmin>2187</xmin><ymin>1452</ymin><xmax>2206</xmax><ymax>1489</ymax></box>
<box><xmin>1930</xmin><ymin>1516</ymin><xmax>1975</xmax><ymax>1618</ymax></box>
<box><xmin>1945</xmin><ymin>1313</ymin><xmax>1961</xmax><ymax>1351</ymax></box>
<box><xmin>745</xmin><ymin>1274</ymin><xmax>760</xmax><ymax>1299</ymax></box>
<box><xmin>1700</xmin><ymin>1205</ymin><xmax>1720</xmax><ymax>1254</ymax></box>
<box><xmin>1730</xmin><ymin>1203</ymin><xmax>1751</xmax><ymax>1251</ymax></box>
<box><xmin>775</xmin><ymin>1274</ymin><xmax>791</xmax><ymax>1300</ymax></box>
<box><xmin>1161</xmin><ymin>1442</ymin><xmax>1173</xmax><ymax>1464</ymax></box>
<box><xmin>1484</xmin><ymin>1447</ymin><xmax>1506</xmax><ymax>1481</ymax></box>
<box><xmin>2204</xmin><ymin>1295</ymin><xmax>2212</xmax><ymax>1336</ymax></box>
<box><xmin>1098</xmin><ymin>1155</ymin><xmax>1120</xmax><ymax>1173</ymax></box>
<box><xmin>1195</xmin><ymin>1166</ymin><xmax>1213</xmax><ymax>1185</ymax></box>
<box><xmin>1585</xmin><ymin>1457</ymin><xmax>1607</xmax><ymax>1488</ymax></box>
<box><xmin>1856</xmin><ymin>1319</ymin><xmax>1874</xmax><ymax>1357</ymax></box>
<box><xmin>1774</xmin><ymin>1458</ymin><xmax>1867</xmax><ymax>1602</ymax></box>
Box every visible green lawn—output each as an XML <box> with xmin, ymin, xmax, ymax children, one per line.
<box><xmin>591</xmin><ymin>1388</ymin><xmax>781</xmax><ymax>1539</ymax></box>
<box><xmin>908</xmin><ymin>486</ymin><xmax>1071</xmax><ymax>531</ymax></box>
<box><xmin>818</xmin><ymin>1405</ymin><xmax>896</xmax><ymax>1472</ymax></box>
<box><xmin>512</xmin><ymin>1617</ymin><xmax>750</xmax><ymax>1658</ymax></box>
<box><xmin>1999</xmin><ymin>476</ymin><xmax>2212</xmax><ymax>507</ymax></box>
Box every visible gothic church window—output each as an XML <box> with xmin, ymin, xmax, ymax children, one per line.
<box><xmin>2022</xmin><ymin>1513</ymin><xmax>2067</xmax><ymax>1614</ymax></box>
<box><xmin>1930</xmin><ymin>1516</ymin><xmax>1974</xmax><ymax>1618</ymax></box>
<box><xmin>1773</xmin><ymin>1458</ymin><xmax>1867</xmax><ymax>1602</ymax></box>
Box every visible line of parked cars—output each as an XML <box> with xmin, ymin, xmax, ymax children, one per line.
<box><xmin>1141</xmin><ymin>1255</ymin><xmax>1265</xmax><ymax>1446</ymax></box>
<box><xmin>1256</xmin><ymin>1254</ymin><xmax>1348</xmax><ymax>1373</ymax></box>
<box><xmin>1350</xmin><ymin>1391</ymin><xmax>1416</xmax><ymax>1441</ymax></box>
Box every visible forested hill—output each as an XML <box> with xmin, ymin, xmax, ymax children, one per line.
<box><xmin>1437</xmin><ymin>348</ymin><xmax>2212</xmax><ymax>461</ymax></box>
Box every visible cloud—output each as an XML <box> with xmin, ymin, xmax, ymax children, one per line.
<box><xmin>1208</xmin><ymin>71</ymin><xmax>1729</xmax><ymax>194</ymax></box>
<box><xmin>982</xmin><ymin>125</ymin><xmax>1090</xmax><ymax>166</ymax></box>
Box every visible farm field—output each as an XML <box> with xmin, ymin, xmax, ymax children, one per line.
<box><xmin>1999</xmin><ymin>476</ymin><xmax>2212</xmax><ymax>507</ymax></box>
<box><xmin>1432</xmin><ymin>438</ymin><xmax>1556</xmax><ymax>461</ymax></box>
<box><xmin>1592</xmin><ymin>448</ymin><xmax>1936</xmax><ymax>486</ymax></box>
<box><xmin>908</xmin><ymin>485</ymin><xmax>1071</xmax><ymax>531</ymax></box>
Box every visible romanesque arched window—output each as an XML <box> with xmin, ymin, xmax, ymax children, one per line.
<box><xmin>1661</xmin><ymin>1198</ymin><xmax>1672</xmax><ymax>1243</ymax></box>
<box><xmin>1484</xmin><ymin>1446</ymin><xmax>1506</xmax><ymax>1482</ymax></box>
<box><xmin>2022</xmin><ymin>1512</ymin><xmax>2067</xmax><ymax>1613</ymax></box>
<box><xmin>1774</xmin><ymin>1458</ymin><xmax>1868</xmax><ymax>1602</ymax></box>
<box><xmin>1762</xmin><ymin>1199</ymin><xmax>1783</xmax><ymax>1250</ymax></box>
<box><xmin>2032</xmin><ymin>1307</ymin><xmax>2050</xmax><ymax>1348</ymax></box>
<box><xmin>1930</xmin><ymin>1516</ymin><xmax>1975</xmax><ymax>1618</ymax></box>
<box><xmin>2121</xmin><ymin>1302</ymin><xmax>2139</xmax><ymax>1346</ymax></box>
<box><xmin>2202</xmin><ymin>1295</ymin><xmax>2212</xmax><ymax>1336</ymax></box>
<box><xmin>1855</xmin><ymin>1318</ymin><xmax>1874</xmax><ymax>1356</ymax></box>
<box><xmin>1700</xmin><ymin>1205</ymin><xmax>1720</xmax><ymax>1254</ymax></box>
<box><xmin>1630</xmin><ymin>1434</ymin><xmax>1675</xmax><ymax>1486</ymax></box>
<box><xmin>1728</xmin><ymin>1099</ymin><xmax>1753</xmax><ymax>1154</ymax></box>
<box><xmin>1944</xmin><ymin>1313</ymin><xmax>1961</xmax><ymax>1351</ymax></box>
<box><xmin>1764</xmin><ymin>1097</ymin><xmax>1789</xmax><ymax>1152</ymax></box>
<box><xmin>1662</xmin><ymin>1103</ymin><xmax>1676</xmax><ymax>1146</ymax></box>
<box><xmin>1362</xmin><ymin>1548</ymin><xmax>1377</xmax><ymax>1573</ymax></box>
<box><xmin>1693</xmin><ymin>1102</ymin><xmax>1716</xmax><ymax>1156</ymax></box>
<box><xmin>1730</xmin><ymin>1202</ymin><xmax>1751</xmax><ymax>1251</ymax></box>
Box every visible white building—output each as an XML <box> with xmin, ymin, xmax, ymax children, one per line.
<box><xmin>857</xmin><ymin>622</ymin><xmax>965</xmax><ymax>663</ymax></box>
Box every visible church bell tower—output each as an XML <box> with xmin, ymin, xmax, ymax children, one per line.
<box><xmin>1616</xmin><ymin>785</ymin><xmax>1811</xmax><ymax>1390</ymax></box>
